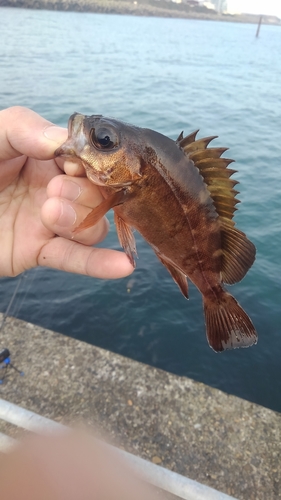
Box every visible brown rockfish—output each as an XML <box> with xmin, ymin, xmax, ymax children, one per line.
<box><xmin>55</xmin><ymin>113</ymin><xmax>257</xmax><ymax>352</ymax></box>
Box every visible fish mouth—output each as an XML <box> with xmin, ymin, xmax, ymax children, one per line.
<box><xmin>55</xmin><ymin>113</ymin><xmax>87</xmax><ymax>158</ymax></box>
<box><xmin>84</xmin><ymin>164</ymin><xmax>107</xmax><ymax>187</ymax></box>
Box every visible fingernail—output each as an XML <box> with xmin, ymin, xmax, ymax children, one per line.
<box><xmin>57</xmin><ymin>201</ymin><xmax>77</xmax><ymax>227</ymax></box>
<box><xmin>61</xmin><ymin>180</ymin><xmax>82</xmax><ymax>201</ymax></box>
<box><xmin>43</xmin><ymin>125</ymin><xmax>67</xmax><ymax>143</ymax></box>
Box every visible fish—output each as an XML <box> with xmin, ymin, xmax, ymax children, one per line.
<box><xmin>55</xmin><ymin>113</ymin><xmax>257</xmax><ymax>352</ymax></box>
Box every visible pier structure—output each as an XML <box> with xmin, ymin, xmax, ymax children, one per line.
<box><xmin>0</xmin><ymin>314</ymin><xmax>280</xmax><ymax>499</ymax></box>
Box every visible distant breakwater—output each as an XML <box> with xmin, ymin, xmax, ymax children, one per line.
<box><xmin>1</xmin><ymin>0</ymin><xmax>281</xmax><ymax>25</ymax></box>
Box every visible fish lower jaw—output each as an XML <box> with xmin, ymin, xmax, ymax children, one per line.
<box><xmin>84</xmin><ymin>166</ymin><xmax>107</xmax><ymax>187</ymax></box>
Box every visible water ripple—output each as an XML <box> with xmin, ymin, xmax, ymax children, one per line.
<box><xmin>0</xmin><ymin>8</ymin><xmax>281</xmax><ymax>411</ymax></box>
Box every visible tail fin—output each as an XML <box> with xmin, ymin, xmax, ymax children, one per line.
<box><xmin>203</xmin><ymin>292</ymin><xmax>257</xmax><ymax>352</ymax></box>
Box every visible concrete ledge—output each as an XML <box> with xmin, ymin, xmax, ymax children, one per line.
<box><xmin>0</xmin><ymin>314</ymin><xmax>280</xmax><ymax>499</ymax></box>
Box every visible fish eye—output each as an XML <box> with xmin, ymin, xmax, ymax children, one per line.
<box><xmin>90</xmin><ymin>127</ymin><xmax>118</xmax><ymax>150</ymax></box>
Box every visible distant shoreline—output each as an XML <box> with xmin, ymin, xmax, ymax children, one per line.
<box><xmin>1</xmin><ymin>0</ymin><xmax>281</xmax><ymax>25</ymax></box>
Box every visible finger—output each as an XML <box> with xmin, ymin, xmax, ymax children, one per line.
<box><xmin>44</xmin><ymin>176</ymin><xmax>107</xmax><ymax>245</ymax></box>
<box><xmin>46</xmin><ymin>175</ymin><xmax>104</xmax><ymax>208</ymax></box>
<box><xmin>54</xmin><ymin>158</ymin><xmax>86</xmax><ymax>177</ymax></box>
<box><xmin>41</xmin><ymin>197</ymin><xmax>109</xmax><ymax>246</ymax></box>
<box><xmin>0</xmin><ymin>431</ymin><xmax>165</xmax><ymax>500</ymax></box>
<box><xmin>63</xmin><ymin>159</ymin><xmax>86</xmax><ymax>177</ymax></box>
<box><xmin>0</xmin><ymin>106</ymin><xmax>67</xmax><ymax>161</ymax></box>
<box><xmin>38</xmin><ymin>238</ymin><xmax>134</xmax><ymax>279</ymax></box>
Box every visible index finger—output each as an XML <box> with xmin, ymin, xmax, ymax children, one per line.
<box><xmin>0</xmin><ymin>106</ymin><xmax>67</xmax><ymax>161</ymax></box>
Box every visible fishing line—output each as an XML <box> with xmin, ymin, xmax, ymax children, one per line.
<box><xmin>0</xmin><ymin>274</ymin><xmax>28</xmax><ymax>383</ymax></box>
<box><xmin>9</xmin><ymin>268</ymin><xmax>39</xmax><ymax>321</ymax></box>
<box><xmin>0</xmin><ymin>273</ymin><xmax>26</xmax><ymax>332</ymax></box>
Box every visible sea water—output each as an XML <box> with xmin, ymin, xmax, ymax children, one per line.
<box><xmin>0</xmin><ymin>7</ymin><xmax>281</xmax><ymax>411</ymax></box>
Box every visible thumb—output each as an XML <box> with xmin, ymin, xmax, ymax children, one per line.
<box><xmin>0</xmin><ymin>106</ymin><xmax>67</xmax><ymax>161</ymax></box>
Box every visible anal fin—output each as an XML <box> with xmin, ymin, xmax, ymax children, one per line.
<box><xmin>74</xmin><ymin>190</ymin><xmax>126</xmax><ymax>234</ymax></box>
<box><xmin>156</xmin><ymin>254</ymin><xmax>188</xmax><ymax>299</ymax></box>
<box><xmin>114</xmin><ymin>212</ymin><xmax>137</xmax><ymax>267</ymax></box>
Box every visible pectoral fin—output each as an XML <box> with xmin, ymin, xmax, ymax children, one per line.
<box><xmin>114</xmin><ymin>212</ymin><xmax>137</xmax><ymax>267</ymax></box>
<box><xmin>156</xmin><ymin>254</ymin><xmax>188</xmax><ymax>299</ymax></box>
<box><xmin>74</xmin><ymin>190</ymin><xmax>126</xmax><ymax>234</ymax></box>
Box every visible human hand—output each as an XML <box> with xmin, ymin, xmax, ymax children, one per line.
<box><xmin>0</xmin><ymin>430</ymin><xmax>164</xmax><ymax>500</ymax></box>
<box><xmin>0</xmin><ymin>107</ymin><xmax>134</xmax><ymax>278</ymax></box>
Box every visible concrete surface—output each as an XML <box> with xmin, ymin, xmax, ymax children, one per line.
<box><xmin>0</xmin><ymin>314</ymin><xmax>280</xmax><ymax>499</ymax></box>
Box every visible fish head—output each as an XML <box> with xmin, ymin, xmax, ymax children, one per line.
<box><xmin>55</xmin><ymin>113</ymin><xmax>143</xmax><ymax>188</ymax></box>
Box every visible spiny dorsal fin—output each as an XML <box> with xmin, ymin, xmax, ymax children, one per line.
<box><xmin>176</xmin><ymin>131</ymin><xmax>184</xmax><ymax>143</ymax></box>
<box><xmin>188</xmin><ymin>147</ymin><xmax>229</xmax><ymax>161</ymax></box>
<box><xmin>177</xmin><ymin>131</ymin><xmax>256</xmax><ymax>282</ymax></box>
<box><xmin>178</xmin><ymin>132</ymin><xmax>238</xmax><ymax>224</ymax></box>
<box><xmin>200</xmin><ymin>166</ymin><xmax>238</xmax><ymax>180</ymax></box>
<box><xmin>181</xmin><ymin>135</ymin><xmax>218</xmax><ymax>153</ymax></box>
<box><xmin>177</xmin><ymin>129</ymin><xmax>199</xmax><ymax>147</ymax></box>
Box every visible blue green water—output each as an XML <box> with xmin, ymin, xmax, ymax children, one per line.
<box><xmin>0</xmin><ymin>7</ymin><xmax>281</xmax><ymax>411</ymax></box>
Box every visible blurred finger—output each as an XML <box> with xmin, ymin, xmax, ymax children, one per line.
<box><xmin>0</xmin><ymin>431</ymin><xmax>164</xmax><ymax>500</ymax></box>
<box><xmin>0</xmin><ymin>106</ymin><xmax>67</xmax><ymax>161</ymax></box>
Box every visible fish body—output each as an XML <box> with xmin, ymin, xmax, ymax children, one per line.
<box><xmin>55</xmin><ymin>113</ymin><xmax>257</xmax><ymax>352</ymax></box>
